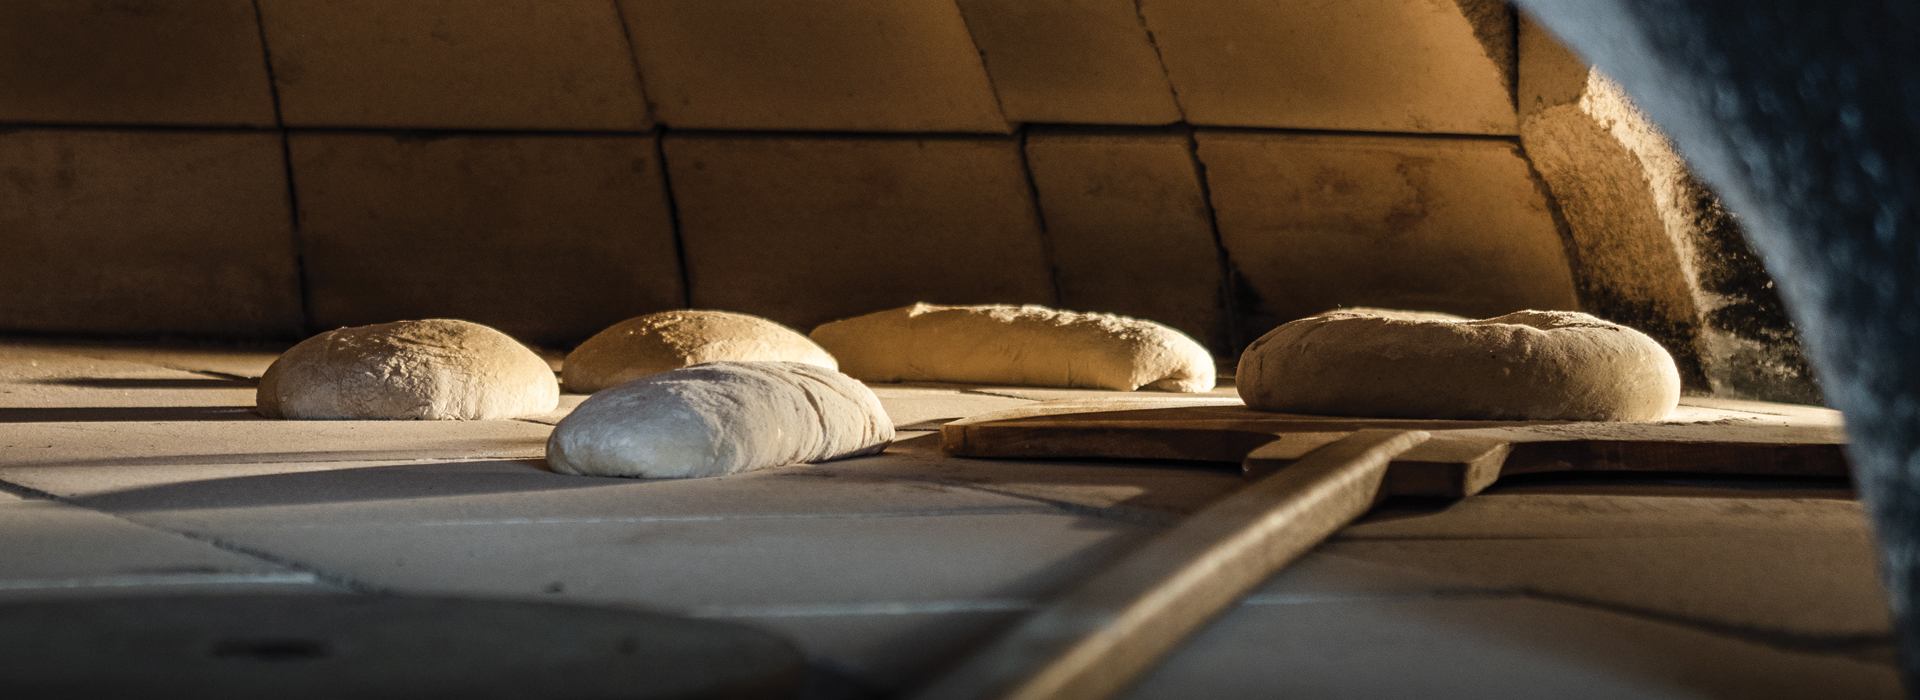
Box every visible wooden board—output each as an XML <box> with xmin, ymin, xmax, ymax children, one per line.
<box><xmin>912</xmin><ymin>430</ymin><xmax>1430</xmax><ymax>700</ymax></box>
<box><xmin>918</xmin><ymin>398</ymin><xmax>1852</xmax><ymax>700</ymax></box>
<box><xmin>941</xmin><ymin>397</ymin><xmax>1849</xmax><ymax>497</ymax></box>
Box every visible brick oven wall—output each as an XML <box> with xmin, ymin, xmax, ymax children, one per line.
<box><xmin>0</xmin><ymin>0</ymin><xmax>1816</xmax><ymax>400</ymax></box>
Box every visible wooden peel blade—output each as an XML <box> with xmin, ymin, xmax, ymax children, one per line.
<box><xmin>940</xmin><ymin>398</ymin><xmax>1850</xmax><ymax>484</ymax></box>
<box><xmin>917</xmin><ymin>398</ymin><xmax>1849</xmax><ymax>700</ymax></box>
<box><xmin>908</xmin><ymin>429</ymin><xmax>1433</xmax><ymax>700</ymax></box>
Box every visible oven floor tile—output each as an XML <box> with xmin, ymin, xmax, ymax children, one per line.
<box><xmin>36</xmin><ymin>456</ymin><xmax>1050</xmax><ymax>529</ymax></box>
<box><xmin>113</xmin><ymin>510</ymin><xmax>1158</xmax><ymax>611</ymax></box>
<box><xmin>1324</xmin><ymin>531</ymin><xmax>1890</xmax><ymax>638</ymax></box>
<box><xmin>1124</xmin><ymin>595</ymin><xmax>1899</xmax><ymax>700</ymax></box>
<box><xmin>0</xmin><ymin>338</ymin><xmax>1898</xmax><ymax>697</ymax></box>
<box><xmin>0</xmin><ymin>496</ymin><xmax>330</xmax><ymax>601</ymax></box>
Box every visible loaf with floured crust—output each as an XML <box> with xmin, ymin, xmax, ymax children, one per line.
<box><xmin>1237</xmin><ymin>310</ymin><xmax>1679</xmax><ymax>421</ymax></box>
<box><xmin>258</xmin><ymin>319</ymin><xmax>558</xmax><ymax>420</ymax></box>
<box><xmin>811</xmin><ymin>303</ymin><xmax>1214</xmax><ymax>392</ymax></box>
<box><xmin>564</xmin><ymin>310</ymin><xmax>834</xmax><ymax>394</ymax></box>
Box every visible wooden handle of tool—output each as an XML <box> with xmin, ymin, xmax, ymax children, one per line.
<box><xmin>909</xmin><ymin>429</ymin><xmax>1433</xmax><ymax>700</ymax></box>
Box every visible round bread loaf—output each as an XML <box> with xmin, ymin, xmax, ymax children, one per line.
<box><xmin>1325</xmin><ymin>307</ymin><xmax>1467</xmax><ymax>322</ymax></box>
<box><xmin>258</xmin><ymin>319</ymin><xmax>559</xmax><ymax>420</ymax></box>
<box><xmin>1237</xmin><ymin>310</ymin><xmax>1680</xmax><ymax>421</ymax></box>
<box><xmin>564</xmin><ymin>310</ymin><xmax>835</xmax><ymax>394</ymax></box>
<box><xmin>547</xmin><ymin>361</ymin><xmax>894</xmax><ymax>478</ymax></box>
<box><xmin>810</xmin><ymin>303</ymin><xmax>1214</xmax><ymax>392</ymax></box>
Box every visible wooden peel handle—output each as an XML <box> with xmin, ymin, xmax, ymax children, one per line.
<box><xmin>909</xmin><ymin>429</ymin><xmax>1433</xmax><ymax>700</ymax></box>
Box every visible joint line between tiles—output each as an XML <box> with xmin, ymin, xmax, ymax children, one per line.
<box><xmin>946</xmin><ymin>0</ymin><xmax>1014</xmax><ymax>129</ymax></box>
<box><xmin>251</xmin><ymin>505</ymin><xmax>1061</xmax><ymax>530</ymax></box>
<box><xmin>0</xmin><ymin>477</ymin><xmax>66</xmax><ymax>502</ymax></box>
<box><xmin>1239</xmin><ymin>587</ymin><xmax>1520</xmax><ymax>607</ymax></box>
<box><xmin>1515</xmin><ymin>587</ymin><xmax>1896</xmax><ymax>657</ymax></box>
<box><xmin>169</xmin><ymin>529</ymin><xmax>386</xmax><ymax>594</ymax></box>
<box><xmin>652</xmin><ymin>131</ymin><xmax>695</xmax><ymax>309</ymax></box>
<box><xmin>956</xmin><ymin>389</ymin><xmax>1045</xmax><ymax>401</ymax></box>
<box><xmin>606</xmin><ymin>0</ymin><xmax>658</xmax><ymax>127</ymax></box>
<box><xmin>6</xmin><ymin>451</ymin><xmax>550</xmax><ymax>469</ymax></box>
<box><xmin>0</xmin><ymin>572</ymin><xmax>320</xmax><ymax>592</ymax></box>
<box><xmin>183</xmin><ymin>369</ymin><xmax>259</xmax><ymax>383</ymax></box>
<box><xmin>690</xmin><ymin>598</ymin><xmax>1039</xmax><ymax>619</ymax></box>
<box><xmin>688</xmin><ymin>588</ymin><xmax>1526</xmax><ymax>620</ymax></box>
<box><xmin>0</xmin><ymin>475</ymin><xmax>382</xmax><ymax>595</ymax></box>
<box><xmin>888</xmin><ymin>475</ymin><xmax>1181</xmax><ymax>528</ymax></box>
<box><xmin>247</xmin><ymin>0</ymin><xmax>314</xmax><ymax>337</ymax></box>
<box><xmin>1128</xmin><ymin>0</ymin><xmax>1189</xmax><ymax>123</ymax></box>
<box><xmin>1014</xmin><ymin>125</ymin><xmax>1066</xmax><ymax>307</ymax></box>
<box><xmin>1183</xmin><ymin>126</ymin><xmax>1243</xmax><ymax>352</ymax></box>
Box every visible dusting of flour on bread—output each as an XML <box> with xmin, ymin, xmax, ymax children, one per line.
<box><xmin>565</xmin><ymin>310</ymin><xmax>834</xmax><ymax>394</ymax></box>
<box><xmin>258</xmin><ymin>319</ymin><xmax>558</xmax><ymax>420</ymax></box>
<box><xmin>1238</xmin><ymin>310</ymin><xmax>1679</xmax><ymax>421</ymax></box>
<box><xmin>812</xmin><ymin>303</ymin><xmax>1214</xmax><ymax>392</ymax></box>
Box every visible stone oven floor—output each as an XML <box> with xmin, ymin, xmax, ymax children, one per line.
<box><xmin>0</xmin><ymin>339</ymin><xmax>1899</xmax><ymax>698</ymax></box>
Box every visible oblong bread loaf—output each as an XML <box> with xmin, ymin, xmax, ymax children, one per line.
<box><xmin>811</xmin><ymin>303</ymin><xmax>1214</xmax><ymax>392</ymax></box>
<box><xmin>546</xmin><ymin>361</ymin><xmax>894</xmax><ymax>478</ymax></box>
<box><xmin>257</xmin><ymin>319</ymin><xmax>558</xmax><ymax>420</ymax></box>
<box><xmin>1237</xmin><ymin>310</ymin><xmax>1680</xmax><ymax>421</ymax></box>
<box><xmin>564</xmin><ymin>310</ymin><xmax>835</xmax><ymax>394</ymax></box>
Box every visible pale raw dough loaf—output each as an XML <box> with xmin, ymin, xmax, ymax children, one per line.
<box><xmin>258</xmin><ymin>319</ymin><xmax>559</xmax><ymax>420</ymax></box>
<box><xmin>810</xmin><ymin>303</ymin><xmax>1215</xmax><ymax>392</ymax></box>
<box><xmin>1237</xmin><ymin>310</ymin><xmax>1680</xmax><ymax>421</ymax></box>
<box><xmin>564</xmin><ymin>310</ymin><xmax>836</xmax><ymax>394</ymax></box>
<box><xmin>547</xmin><ymin>361</ymin><xmax>894</xmax><ymax>478</ymax></box>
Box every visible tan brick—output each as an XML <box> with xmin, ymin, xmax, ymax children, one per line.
<box><xmin>1138</xmin><ymin>0</ymin><xmax>1516</xmax><ymax>134</ymax></box>
<box><xmin>953</xmin><ymin>0</ymin><xmax>1182</xmax><ymax>125</ymax></box>
<box><xmin>0</xmin><ymin>0</ymin><xmax>275</xmax><ymax>127</ymax></box>
<box><xmin>619</xmin><ymin>0</ymin><xmax>1007</xmax><ymax>132</ymax></box>
<box><xmin>663</xmin><ymin>135</ymin><xmax>1054</xmax><ymax>331</ymax></box>
<box><xmin>257</xmin><ymin>0</ymin><xmax>649</xmax><ymax>130</ymax></box>
<box><xmin>0</xmin><ymin>129</ymin><xmax>300</xmax><ymax>338</ymax></box>
<box><xmin>291</xmin><ymin>133</ymin><xmax>681</xmax><ymax>345</ymax></box>
<box><xmin>1024</xmin><ymin>131</ymin><xmax>1224</xmax><ymax>348</ymax></box>
<box><xmin>1195</xmin><ymin>131</ymin><xmax>1579</xmax><ymax>336</ymax></box>
<box><xmin>1516</xmin><ymin>18</ymin><xmax>1820</xmax><ymax>402</ymax></box>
